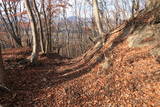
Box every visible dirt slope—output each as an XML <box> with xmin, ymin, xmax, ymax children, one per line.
<box><xmin>1</xmin><ymin>8</ymin><xmax>160</xmax><ymax>106</ymax></box>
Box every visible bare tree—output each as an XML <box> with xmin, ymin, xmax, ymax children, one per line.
<box><xmin>0</xmin><ymin>0</ymin><xmax>23</xmax><ymax>47</ymax></box>
<box><xmin>32</xmin><ymin>0</ymin><xmax>45</xmax><ymax>53</ymax></box>
<box><xmin>92</xmin><ymin>0</ymin><xmax>105</xmax><ymax>44</ymax></box>
<box><xmin>24</xmin><ymin>0</ymin><xmax>39</xmax><ymax>63</ymax></box>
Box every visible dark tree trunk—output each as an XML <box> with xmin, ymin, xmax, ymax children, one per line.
<box><xmin>0</xmin><ymin>46</ymin><xmax>10</xmax><ymax>95</ymax></box>
<box><xmin>0</xmin><ymin>46</ymin><xmax>4</xmax><ymax>85</ymax></box>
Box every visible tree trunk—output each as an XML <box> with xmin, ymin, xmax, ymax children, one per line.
<box><xmin>24</xmin><ymin>0</ymin><xmax>39</xmax><ymax>63</ymax></box>
<box><xmin>0</xmin><ymin>46</ymin><xmax>10</xmax><ymax>94</ymax></box>
<box><xmin>131</xmin><ymin>0</ymin><xmax>139</xmax><ymax>18</ymax></box>
<box><xmin>33</xmin><ymin>0</ymin><xmax>45</xmax><ymax>53</ymax></box>
<box><xmin>0</xmin><ymin>46</ymin><xmax>4</xmax><ymax>86</ymax></box>
<box><xmin>92</xmin><ymin>0</ymin><xmax>105</xmax><ymax>43</ymax></box>
<box><xmin>41</xmin><ymin>0</ymin><xmax>49</xmax><ymax>53</ymax></box>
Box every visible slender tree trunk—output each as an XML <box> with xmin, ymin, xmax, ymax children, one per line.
<box><xmin>33</xmin><ymin>0</ymin><xmax>45</xmax><ymax>53</ymax></box>
<box><xmin>0</xmin><ymin>46</ymin><xmax>10</xmax><ymax>93</ymax></box>
<box><xmin>47</xmin><ymin>0</ymin><xmax>52</xmax><ymax>53</ymax></box>
<box><xmin>92</xmin><ymin>0</ymin><xmax>105</xmax><ymax>43</ymax></box>
<box><xmin>132</xmin><ymin>0</ymin><xmax>139</xmax><ymax>18</ymax></box>
<box><xmin>132</xmin><ymin>0</ymin><xmax>136</xmax><ymax>18</ymax></box>
<box><xmin>92</xmin><ymin>0</ymin><xmax>108</xmax><ymax>60</ymax></box>
<box><xmin>0</xmin><ymin>46</ymin><xmax>4</xmax><ymax>85</ymax></box>
<box><xmin>41</xmin><ymin>0</ymin><xmax>49</xmax><ymax>53</ymax></box>
<box><xmin>24</xmin><ymin>0</ymin><xmax>39</xmax><ymax>63</ymax></box>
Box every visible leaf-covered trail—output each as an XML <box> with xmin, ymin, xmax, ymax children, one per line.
<box><xmin>1</xmin><ymin>42</ymin><xmax>160</xmax><ymax>107</ymax></box>
<box><xmin>0</xmin><ymin>48</ymin><xmax>102</xmax><ymax>106</ymax></box>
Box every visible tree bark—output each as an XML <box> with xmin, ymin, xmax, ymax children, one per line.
<box><xmin>33</xmin><ymin>0</ymin><xmax>45</xmax><ymax>53</ymax></box>
<box><xmin>0</xmin><ymin>46</ymin><xmax>10</xmax><ymax>94</ymax></box>
<box><xmin>92</xmin><ymin>0</ymin><xmax>105</xmax><ymax>43</ymax></box>
<box><xmin>41</xmin><ymin>0</ymin><xmax>50</xmax><ymax>53</ymax></box>
<box><xmin>24</xmin><ymin>0</ymin><xmax>39</xmax><ymax>63</ymax></box>
<box><xmin>0</xmin><ymin>46</ymin><xmax>4</xmax><ymax>85</ymax></box>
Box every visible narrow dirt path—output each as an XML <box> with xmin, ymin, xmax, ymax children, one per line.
<box><xmin>0</xmin><ymin>48</ymin><xmax>99</xmax><ymax>106</ymax></box>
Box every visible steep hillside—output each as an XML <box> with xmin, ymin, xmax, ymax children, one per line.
<box><xmin>1</xmin><ymin>8</ymin><xmax>160</xmax><ymax>106</ymax></box>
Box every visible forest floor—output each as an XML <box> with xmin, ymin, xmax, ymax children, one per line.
<box><xmin>0</xmin><ymin>40</ymin><xmax>160</xmax><ymax>107</ymax></box>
